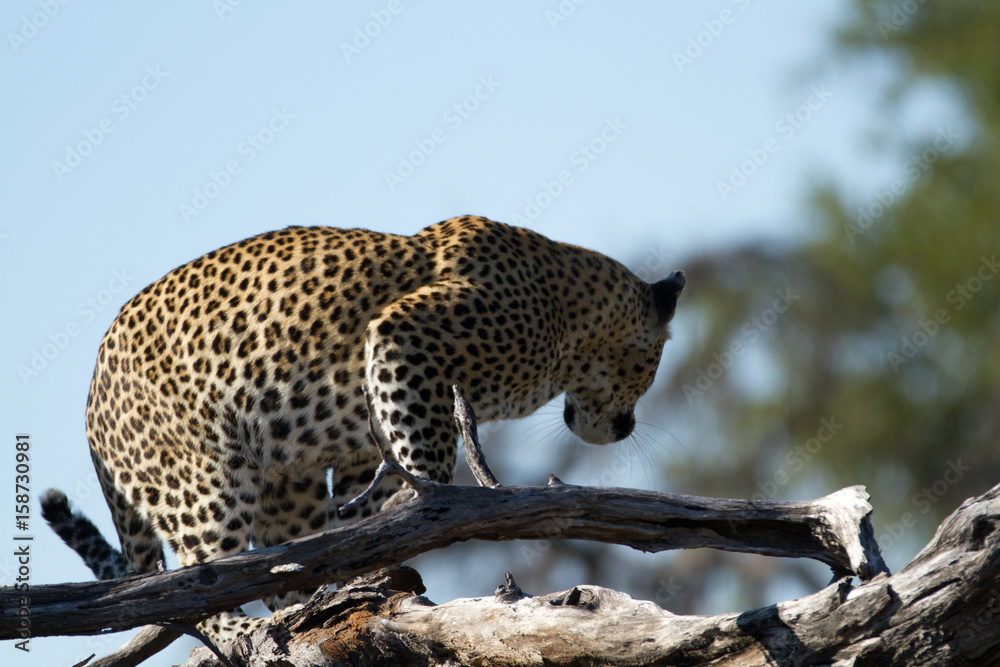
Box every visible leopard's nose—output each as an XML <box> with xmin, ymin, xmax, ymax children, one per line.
<box><xmin>611</xmin><ymin>412</ymin><xmax>635</xmax><ymax>440</ymax></box>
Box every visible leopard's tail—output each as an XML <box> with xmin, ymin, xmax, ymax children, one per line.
<box><xmin>41</xmin><ymin>488</ymin><xmax>126</xmax><ymax>580</ymax></box>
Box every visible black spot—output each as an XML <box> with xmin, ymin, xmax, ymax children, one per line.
<box><xmin>611</xmin><ymin>412</ymin><xmax>635</xmax><ymax>440</ymax></box>
<box><xmin>270</xmin><ymin>418</ymin><xmax>292</xmax><ymax>439</ymax></box>
<box><xmin>260</xmin><ymin>388</ymin><xmax>281</xmax><ymax>413</ymax></box>
<box><xmin>232</xmin><ymin>311</ymin><xmax>248</xmax><ymax>333</ymax></box>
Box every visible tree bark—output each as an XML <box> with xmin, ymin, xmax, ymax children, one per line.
<box><xmin>1</xmin><ymin>482</ymin><xmax>884</xmax><ymax>642</ymax></box>
<box><xmin>178</xmin><ymin>482</ymin><xmax>1000</xmax><ymax>667</ymax></box>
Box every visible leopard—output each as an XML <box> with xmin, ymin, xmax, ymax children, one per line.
<box><xmin>42</xmin><ymin>215</ymin><xmax>685</xmax><ymax>645</ymax></box>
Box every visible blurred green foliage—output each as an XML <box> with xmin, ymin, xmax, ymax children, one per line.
<box><xmin>658</xmin><ymin>0</ymin><xmax>999</xmax><ymax>557</ymax></box>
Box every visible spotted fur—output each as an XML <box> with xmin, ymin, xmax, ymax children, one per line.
<box><xmin>43</xmin><ymin>215</ymin><xmax>685</xmax><ymax>643</ymax></box>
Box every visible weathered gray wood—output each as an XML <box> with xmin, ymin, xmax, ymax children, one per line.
<box><xmin>0</xmin><ymin>482</ymin><xmax>884</xmax><ymax>641</ymax></box>
<box><xmin>78</xmin><ymin>626</ymin><xmax>182</xmax><ymax>667</ymax></box>
<box><xmin>178</xmin><ymin>483</ymin><xmax>1000</xmax><ymax>667</ymax></box>
<box><xmin>452</xmin><ymin>384</ymin><xmax>501</xmax><ymax>488</ymax></box>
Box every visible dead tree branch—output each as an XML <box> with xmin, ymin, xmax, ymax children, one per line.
<box><xmin>180</xmin><ymin>482</ymin><xmax>1000</xmax><ymax>666</ymax></box>
<box><xmin>452</xmin><ymin>384</ymin><xmax>501</xmax><ymax>488</ymax></box>
<box><xmin>4</xmin><ymin>481</ymin><xmax>885</xmax><ymax>642</ymax></box>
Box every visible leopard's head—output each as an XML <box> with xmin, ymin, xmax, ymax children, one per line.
<box><xmin>562</xmin><ymin>270</ymin><xmax>685</xmax><ymax>445</ymax></box>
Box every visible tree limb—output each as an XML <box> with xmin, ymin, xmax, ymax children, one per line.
<box><xmin>179</xmin><ymin>482</ymin><xmax>1000</xmax><ymax>667</ymax></box>
<box><xmin>1</xmin><ymin>481</ymin><xmax>885</xmax><ymax>642</ymax></box>
<box><xmin>452</xmin><ymin>384</ymin><xmax>501</xmax><ymax>488</ymax></box>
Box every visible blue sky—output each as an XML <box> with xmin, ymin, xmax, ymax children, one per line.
<box><xmin>0</xmin><ymin>2</ymin><xmax>966</xmax><ymax>664</ymax></box>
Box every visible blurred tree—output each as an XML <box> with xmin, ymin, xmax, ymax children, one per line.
<box><xmin>662</xmin><ymin>0</ymin><xmax>999</xmax><ymax>533</ymax></box>
<box><xmin>417</xmin><ymin>0</ymin><xmax>999</xmax><ymax>615</ymax></box>
<box><xmin>642</xmin><ymin>0</ymin><xmax>1000</xmax><ymax>609</ymax></box>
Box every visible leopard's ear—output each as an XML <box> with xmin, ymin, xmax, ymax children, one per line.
<box><xmin>651</xmin><ymin>270</ymin><xmax>685</xmax><ymax>326</ymax></box>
